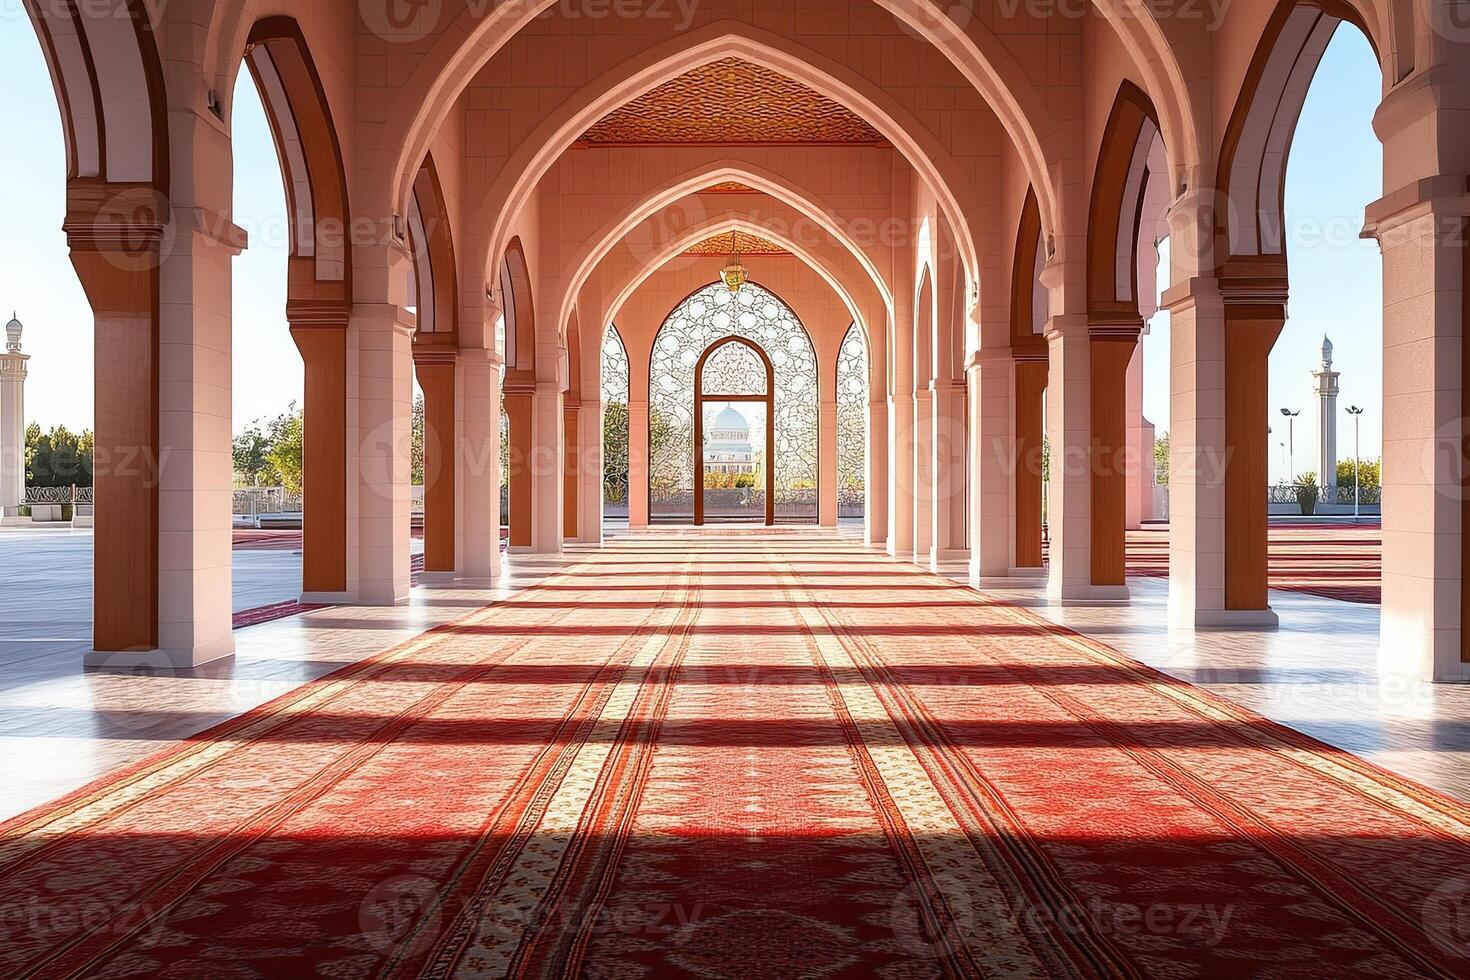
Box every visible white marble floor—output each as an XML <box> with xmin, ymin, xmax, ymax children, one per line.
<box><xmin>2</xmin><ymin>525</ymin><xmax>1469</xmax><ymax>826</ymax></box>
<box><xmin>0</xmin><ymin>528</ymin><xmax>534</xmax><ymax>822</ymax></box>
<box><xmin>935</xmin><ymin>560</ymin><xmax>1470</xmax><ymax>804</ymax></box>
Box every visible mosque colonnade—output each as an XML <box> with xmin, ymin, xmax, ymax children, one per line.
<box><xmin>19</xmin><ymin>0</ymin><xmax>1470</xmax><ymax>681</ymax></box>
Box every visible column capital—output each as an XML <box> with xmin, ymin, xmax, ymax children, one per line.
<box><xmin>1160</xmin><ymin>276</ymin><xmax>1223</xmax><ymax>317</ymax></box>
<box><xmin>412</xmin><ymin>345</ymin><xmax>458</xmax><ymax>367</ymax></box>
<box><xmin>457</xmin><ymin>346</ymin><xmax>505</xmax><ymax>369</ymax></box>
<box><xmin>1042</xmin><ymin>313</ymin><xmax>1088</xmax><ymax>343</ymax></box>
<box><xmin>1363</xmin><ymin>175</ymin><xmax>1470</xmax><ymax>241</ymax></box>
<box><xmin>287</xmin><ymin>298</ymin><xmax>351</xmax><ymax>331</ymax></box>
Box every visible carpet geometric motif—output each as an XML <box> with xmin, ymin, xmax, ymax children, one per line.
<box><xmin>1</xmin><ymin>532</ymin><xmax>1465</xmax><ymax>977</ymax></box>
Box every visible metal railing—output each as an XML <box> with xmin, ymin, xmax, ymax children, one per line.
<box><xmin>232</xmin><ymin>487</ymin><xmax>302</xmax><ymax>516</ymax></box>
<box><xmin>24</xmin><ymin>486</ymin><xmax>91</xmax><ymax>505</ymax></box>
<box><xmin>1268</xmin><ymin>483</ymin><xmax>1381</xmax><ymax>506</ymax></box>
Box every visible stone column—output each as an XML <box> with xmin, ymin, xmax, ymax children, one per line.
<box><xmin>1013</xmin><ymin>357</ymin><xmax>1048</xmax><ymax>571</ymax></box>
<box><xmin>414</xmin><ymin>350</ymin><xmax>457</xmax><ymax>583</ymax></box>
<box><xmin>912</xmin><ymin>388</ymin><xmax>933</xmax><ymax>562</ymax></box>
<box><xmin>563</xmin><ymin>401</ymin><xmax>580</xmax><ymax>540</ymax></box>
<box><xmin>530</xmin><ymin>382</ymin><xmax>564</xmax><ymax>553</ymax></box>
<box><xmin>628</xmin><ymin>395</ymin><xmax>649</xmax><ymax>528</ymax></box>
<box><xmin>67</xmin><ymin>185</ymin><xmax>166</xmax><ymax>659</ymax></box>
<box><xmin>1046</xmin><ymin>314</ymin><xmax>1115</xmax><ymax>602</ymax></box>
<box><xmin>503</xmin><ymin>384</ymin><xmax>534</xmax><ymax>548</ymax></box>
<box><xmin>1088</xmin><ymin>327</ymin><xmax>1140</xmax><ymax>593</ymax></box>
<box><xmin>968</xmin><ymin>350</ymin><xmax>1020</xmax><ymax>583</ymax></box>
<box><xmin>1219</xmin><ymin>272</ymin><xmax>1287</xmax><ymax>622</ymax></box>
<box><xmin>931</xmin><ymin>377</ymin><xmax>968</xmax><ymax>564</ymax></box>
<box><xmin>347</xmin><ymin>300</ymin><xmax>416</xmax><ymax>606</ymax></box>
<box><xmin>0</xmin><ymin>315</ymin><xmax>28</xmax><ymax>517</ymax></box>
<box><xmin>577</xmin><ymin>396</ymin><xmax>604</xmax><ymax>543</ymax></box>
<box><xmin>456</xmin><ymin>348</ymin><xmax>502</xmax><ymax>585</ymax></box>
<box><xmin>866</xmin><ymin>395</ymin><xmax>889</xmax><ymax>547</ymax></box>
<box><xmin>819</xmin><ymin>394</ymin><xmax>838</xmax><ymax>528</ymax></box>
<box><xmin>291</xmin><ymin>307</ymin><xmax>349</xmax><ymax>600</ymax></box>
<box><xmin>888</xmin><ymin>390</ymin><xmax>915</xmax><ymax>558</ymax></box>
<box><xmin>1368</xmin><ymin>184</ymin><xmax>1470</xmax><ymax>681</ymax></box>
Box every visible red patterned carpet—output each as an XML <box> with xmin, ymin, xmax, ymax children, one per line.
<box><xmin>4</xmin><ymin>531</ymin><xmax>1465</xmax><ymax>977</ymax></box>
<box><xmin>1125</xmin><ymin>525</ymin><xmax>1382</xmax><ymax>604</ymax></box>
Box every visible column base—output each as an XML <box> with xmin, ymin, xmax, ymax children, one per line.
<box><xmin>930</xmin><ymin>548</ymin><xmax>970</xmax><ymax>567</ymax></box>
<box><xmin>1193</xmin><ymin>607</ymin><xmax>1280</xmax><ymax>631</ymax></box>
<box><xmin>299</xmin><ymin>590</ymin><xmax>412</xmax><ymax>607</ymax></box>
<box><xmin>1048</xmin><ymin>583</ymin><xmax>1131</xmax><ymax>605</ymax></box>
<box><xmin>85</xmin><ymin>638</ymin><xmax>236</xmax><ymax>673</ymax></box>
<box><xmin>971</xmin><ymin>569</ymin><xmax>1049</xmax><ymax>589</ymax></box>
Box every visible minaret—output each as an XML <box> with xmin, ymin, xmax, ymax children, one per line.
<box><xmin>1312</xmin><ymin>335</ymin><xmax>1340</xmax><ymax>489</ymax></box>
<box><xmin>0</xmin><ymin>314</ymin><xmax>29</xmax><ymax>514</ymax></box>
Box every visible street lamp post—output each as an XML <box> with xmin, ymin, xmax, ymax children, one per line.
<box><xmin>1346</xmin><ymin>405</ymin><xmax>1364</xmax><ymax>522</ymax></box>
<box><xmin>1279</xmin><ymin>408</ymin><xmax>1301</xmax><ymax>483</ymax></box>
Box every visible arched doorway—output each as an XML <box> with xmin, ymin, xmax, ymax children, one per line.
<box><xmin>648</xmin><ymin>281</ymin><xmax>818</xmax><ymax>525</ymax></box>
<box><xmin>695</xmin><ymin>338</ymin><xmax>775</xmax><ymax>525</ymax></box>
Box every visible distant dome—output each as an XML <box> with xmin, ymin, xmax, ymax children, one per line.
<box><xmin>4</xmin><ymin>313</ymin><xmax>20</xmax><ymax>354</ymax></box>
<box><xmin>713</xmin><ymin>406</ymin><xmax>749</xmax><ymax>433</ymax></box>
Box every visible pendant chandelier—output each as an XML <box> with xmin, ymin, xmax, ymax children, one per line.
<box><xmin>721</xmin><ymin>253</ymin><xmax>748</xmax><ymax>294</ymax></box>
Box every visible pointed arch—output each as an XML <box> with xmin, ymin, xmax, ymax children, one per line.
<box><xmin>245</xmin><ymin>16</ymin><xmax>352</xmax><ymax>310</ymax></box>
<box><xmin>648</xmin><ymin>280</ymin><xmax>819</xmax><ymax>526</ymax></box>
<box><xmin>549</xmin><ymin>161</ymin><xmax>896</xmax><ymax>344</ymax></box>
<box><xmin>25</xmin><ymin>0</ymin><xmax>168</xmax><ymax>190</ymax></box>
<box><xmin>472</xmin><ymin>23</ymin><xmax>986</xmax><ymax>289</ymax></box>
<box><xmin>1216</xmin><ymin>2</ymin><xmax>1381</xmax><ymax>269</ymax></box>
<box><xmin>499</xmin><ymin>237</ymin><xmax>536</xmax><ymax>378</ymax></box>
<box><xmin>388</xmin><ymin>3</ymin><xmax>1061</xmax><ymax>249</ymax></box>
<box><xmin>1087</xmin><ymin>82</ymin><xmax>1164</xmax><ymax>328</ymax></box>
<box><xmin>1011</xmin><ymin>188</ymin><xmax>1048</xmax><ymax>356</ymax></box>
<box><xmin>408</xmin><ymin>152</ymin><xmax>459</xmax><ymax>348</ymax></box>
<box><xmin>915</xmin><ymin>264</ymin><xmax>935</xmax><ymax>389</ymax></box>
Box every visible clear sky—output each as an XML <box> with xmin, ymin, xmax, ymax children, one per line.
<box><xmin>0</xmin><ymin>17</ymin><xmax>301</xmax><ymax>434</ymax></box>
<box><xmin>0</xmin><ymin>16</ymin><xmax>1383</xmax><ymax>484</ymax></box>
<box><xmin>1140</xmin><ymin>26</ymin><xmax>1383</xmax><ymax>483</ymax></box>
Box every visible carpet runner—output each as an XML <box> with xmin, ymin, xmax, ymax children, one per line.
<box><xmin>1125</xmin><ymin>525</ymin><xmax>1382</xmax><ymax>604</ymax></box>
<box><xmin>1</xmin><ymin>532</ymin><xmax>1464</xmax><ymax>977</ymax></box>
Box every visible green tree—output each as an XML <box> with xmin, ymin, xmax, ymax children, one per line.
<box><xmin>1154</xmin><ymin>432</ymin><xmax>1170</xmax><ymax>486</ymax></box>
<box><xmin>1336</xmin><ymin>458</ymin><xmax>1380</xmax><ymax>493</ymax></box>
<box><xmin>26</xmin><ymin>424</ymin><xmax>94</xmax><ymax>488</ymax></box>
<box><xmin>264</xmin><ymin>404</ymin><xmax>305</xmax><ymax>495</ymax></box>
<box><xmin>232</xmin><ymin>422</ymin><xmax>278</xmax><ymax>487</ymax></box>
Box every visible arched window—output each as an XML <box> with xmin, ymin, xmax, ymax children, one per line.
<box><xmin>648</xmin><ymin>281</ymin><xmax>817</xmax><ymax>524</ymax></box>
<box><xmin>601</xmin><ymin>325</ymin><xmax>630</xmax><ymax>516</ymax></box>
<box><xmin>836</xmin><ymin>323</ymin><xmax>868</xmax><ymax>519</ymax></box>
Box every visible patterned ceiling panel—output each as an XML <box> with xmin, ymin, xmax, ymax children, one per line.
<box><xmin>580</xmin><ymin>59</ymin><xmax>886</xmax><ymax>145</ymax></box>
<box><xmin>682</xmin><ymin>231</ymin><xmax>791</xmax><ymax>256</ymax></box>
<box><xmin>702</xmin><ymin>181</ymin><xmax>761</xmax><ymax>193</ymax></box>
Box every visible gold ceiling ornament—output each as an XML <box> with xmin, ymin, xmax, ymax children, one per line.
<box><xmin>721</xmin><ymin>254</ymin><xmax>749</xmax><ymax>294</ymax></box>
<box><xmin>578</xmin><ymin>58</ymin><xmax>886</xmax><ymax>146</ymax></box>
<box><xmin>683</xmin><ymin>231</ymin><xmax>788</xmax><ymax>257</ymax></box>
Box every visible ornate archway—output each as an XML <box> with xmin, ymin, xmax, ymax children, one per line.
<box><xmin>694</xmin><ymin>338</ymin><xmax>776</xmax><ymax>526</ymax></box>
<box><xmin>648</xmin><ymin>281</ymin><xmax>818</xmax><ymax>525</ymax></box>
